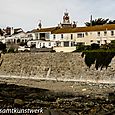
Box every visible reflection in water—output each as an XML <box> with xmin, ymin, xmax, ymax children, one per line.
<box><xmin>81</xmin><ymin>52</ymin><xmax>115</xmax><ymax>70</ymax></box>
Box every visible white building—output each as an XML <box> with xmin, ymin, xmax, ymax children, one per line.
<box><xmin>52</xmin><ymin>24</ymin><xmax>115</xmax><ymax>46</ymax></box>
<box><xmin>0</xmin><ymin>27</ymin><xmax>32</xmax><ymax>44</ymax></box>
<box><xmin>5</xmin><ymin>31</ymin><xmax>31</xmax><ymax>44</ymax></box>
<box><xmin>28</xmin><ymin>11</ymin><xmax>77</xmax><ymax>49</ymax></box>
<box><xmin>29</xmin><ymin>11</ymin><xmax>115</xmax><ymax>48</ymax></box>
<box><xmin>0</xmin><ymin>29</ymin><xmax>5</xmax><ymax>43</ymax></box>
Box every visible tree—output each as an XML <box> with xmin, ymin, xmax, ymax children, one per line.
<box><xmin>0</xmin><ymin>42</ymin><xmax>6</xmax><ymax>53</ymax></box>
<box><xmin>108</xmin><ymin>20</ymin><xmax>115</xmax><ymax>24</ymax></box>
<box><xmin>85</xmin><ymin>18</ymin><xmax>109</xmax><ymax>26</ymax></box>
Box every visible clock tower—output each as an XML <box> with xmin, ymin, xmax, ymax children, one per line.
<box><xmin>60</xmin><ymin>10</ymin><xmax>72</xmax><ymax>28</ymax></box>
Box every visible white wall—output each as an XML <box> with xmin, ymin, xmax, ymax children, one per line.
<box><xmin>36</xmin><ymin>41</ymin><xmax>56</xmax><ymax>48</ymax></box>
<box><xmin>53</xmin><ymin>46</ymin><xmax>76</xmax><ymax>52</ymax></box>
<box><xmin>51</xmin><ymin>30</ymin><xmax>115</xmax><ymax>46</ymax></box>
<box><xmin>27</xmin><ymin>40</ymin><xmax>56</xmax><ymax>48</ymax></box>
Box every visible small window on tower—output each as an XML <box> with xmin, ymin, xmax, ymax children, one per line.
<box><xmin>104</xmin><ymin>31</ymin><xmax>107</xmax><ymax>36</ymax></box>
<box><xmin>111</xmin><ymin>31</ymin><xmax>114</xmax><ymax>36</ymax></box>
<box><xmin>49</xmin><ymin>43</ymin><xmax>51</xmax><ymax>46</ymax></box>
<box><xmin>61</xmin><ymin>34</ymin><xmax>63</xmax><ymax>39</ymax></box>
<box><xmin>53</xmin><ymin>34</ymin><xmax>56</xmax><ymax>39</ymax></box>
<box><xmin>71</xmin><ymin>34</ymin><xmax>73</xmax><ymax>40</ymax></box>
<box><xmin>90</xmin><ymin>40</ymin><xmax>93</xmax><ymax>42</ymax></box>
<box><xmin>97</xmin><ymin>32</ymin><xmax>100</xmax><ymax>36</ymax></box>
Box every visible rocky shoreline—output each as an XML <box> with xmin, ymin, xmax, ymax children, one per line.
<box><xmin>0</xmin><ymin>53</ymin><xmax>115</xmax><ymax>114</ymax></box>
<box><xmin>0</xmin><ymin>77</ymin><xmax>115</xmax><ymax>115</ymax></box>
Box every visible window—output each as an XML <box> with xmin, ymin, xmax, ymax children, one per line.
<box><xmin>40</xmin><ymin>33</ymin><xmax>45</xmax><ymax>40</ymax></box>
<box><xmin>49</xmin><ymin>42</ymin><xmax>51</xmax><ymax>46</ymax></box>
<box><xmin>97</xmin><ymin>41</ymin><xmax>100</xmax><ymax>44</ymax></box>
<box><xmin>17</xmin><ymin>39</ymin><xmax>20</xmax><ymax>43</ymax></box>
<box><xmin>35</xmin><ymin>33</ymin><xmax>38</xmax><ymax>39</ymax></box>
<box><xmin>104</xmin><ymin>31</ymin><xmax>107</xmax><ymax>36</ymax></box>
<box><xmin>40</xmin><ymin>43</ymin><xmax>41</xmax><ymax>47</ymax></box>
<box><xmin>85</xmin><ymin>32</ymin><xmax>88</xmax><ymax>36</ymax></box>
<box><xmin>28</xmin><ymin>34</ymin><xmax>32</xmax><ymax>37</ymax></box>
<box><xmin>43</xmin><ymin>43</ymin><xmax>45</xmax><ymax>46</ymax></box>
<box><xmin>77</xmin><ymin>33</ymin><xmax>84</xmax><ymax>38</ymax></box>
<box><xmin>71</xmin><ymin>42</ymin><xmax>76</xmax><ymax>46</ymax></box>
<box><xmin>53</xmin><ymin>34</ymin><xmax>56</xmax><ymax>39</ymax></box>
<box><xmin>82</xmin><ymin>33</ymin><xmax>84</xmax><ymax>37</ymax></box>
<box><xmin>97</xmin><ymin>32</ymin><xmax>100</xmax><ymax>36</ymax></box>
<box><xmin>61</xmin><ymin>34</ymin><xmax>63</xmax><ymax>39</ymax></box>
<box><xmin>111</xmin><ymin>31</ymin><xmax>114</xmax><ymax>36</ymax></box>
<box><xmin>71</xmin><ymin>34</ymin><xmax>73</xmax><ymax>40</ymax></box>
<box><xmin>104</xmin><ymin>40</ymin><xmax>107</xmax><ymax>43</ymax></box>
<box><xmin>64</xmin><ymin>41</ymin><xmax>69</xmax><ymax>47</ymax></box>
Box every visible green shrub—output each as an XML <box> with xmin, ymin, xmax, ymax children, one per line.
<box><xmin>7</xmin><ymin>48</ymin><xmax>15</xmax><ymax>53</ymax></box>
<box><xmin>0</xmin><ymin>42</ymin><xmax>6</xmax><ymax>53</ymax></box>
<box><xmin>82</xmin><ymin>50</ymin><xmax>115</xmax><ymax>70</ymax></box>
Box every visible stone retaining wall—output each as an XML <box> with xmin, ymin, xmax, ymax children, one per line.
<box><xmin>0</xmin><ymin>53</ymin><xmax>115</xmax><ymax>83</ymax></box>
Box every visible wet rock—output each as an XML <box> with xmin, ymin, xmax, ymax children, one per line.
<box><xmin>0</xmin><ymin>91</ymin><xmax>10</xmax><ymax>97</ymax></box>
<box><xmin>108</xmin><ymin>92</ymin><xmax>115</xmax><ymax>102</ymax></box>
<box><xmin>39</xmin><ymin>109</ymin><xmax>69</xmax><ymax>115</ymax></box>
<box><xmin>82</xmin><ymin>88</ymin><xmax>87</xmax><ymax>91</ymax></box>
<box><xmin>28</xmin><ymin>93</ymin><xmax>39</xmax><ymax>98</ymax></box>
<box><xmin>14</xmin><ymin>99</ymin><xmax>24</xmax><ymax>105</ymax></box>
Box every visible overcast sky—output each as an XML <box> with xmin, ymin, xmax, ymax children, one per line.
<box><xmin>1</xmin><ymin>0</ymin><xmax>115</xmax><ymax>31</ymax></box>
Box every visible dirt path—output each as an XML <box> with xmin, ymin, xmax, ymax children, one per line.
<box><xmin>0</xmin><ymin>77</ymin><xmax>115</xmax><ymax>95</ymax></box>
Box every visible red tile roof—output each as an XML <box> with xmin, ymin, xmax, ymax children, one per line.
<box><xmin>30</xmin><ymin>24</ymin><xmax>115</xmax><ymax>34</ymax></box>
<box><xmin>52</xmin><ymin>24</ymin><xmax>115</xmax><ymax>34</ymax></box>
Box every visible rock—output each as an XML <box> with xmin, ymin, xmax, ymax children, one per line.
<box><xmin>0</xmin><ymin>91</ymin><xmax>10</xmax><ymax>97</ymax></box>
<box><xmin>56</xmin><ymin>98</ymin><xmax>63</xmax><ymax>104</ymax></box>
<box><xmin>0</xmin><ymin>100</ymin><xmax>3</xmax><ymax>102</ymax></box>
<box><xmin>108</xmin><ymin>92</ymin><xmax>115</xmax><ymax>102</ymax></box>
<box><xmin>39</xmin><ymin>109</ymin><xmax>69</xmax><ymax>115</ymax></box>
<box><xmin>14</xmin><ymin>99</ymin><xmax>24</xmax><ymax>105</ymax></box>
<box><xmin>28</xmin><ymin>93</ymin><xmax>38</xmax><ymax>98</ymax></box>
<box><xmin>82</xmin><ymin>88</ymin><xmax>87</xmax><ymax>91</ymax></box>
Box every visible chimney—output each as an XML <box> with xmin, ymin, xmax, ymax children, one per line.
<box><xmin>38</xmin><ymin>20</ymin><xmax>42</xmax><ymax>29</ymax></box>
<box><xmin>11</xmin><ymin>27</ymin><xmax>14</xmax><ymax>35</ymax></box>
<box><xmin>73</xmin><ymin>21</ymin><xmax>77</xmax><ymax>28</ymax></box>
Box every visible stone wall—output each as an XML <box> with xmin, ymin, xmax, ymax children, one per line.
<box><xmin>0</xmin><ymin>53</ymin><xmax>115</xmax><ymax>83</ymax></box>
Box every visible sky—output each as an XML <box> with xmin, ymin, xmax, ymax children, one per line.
<box><xmin>1</xmin><ymin>0</ymin><xmax>115</xmax><ymax>31</ymax></box>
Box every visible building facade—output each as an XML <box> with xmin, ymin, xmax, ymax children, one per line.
<box><xmin>29</xmin><ymin>11</ymin><xmax>115</xmax><ymax>49</ymax></box>
<box><xmin>1</xmin><ymin>11</ymin><xmax>115</xmax><ymax>52</ymax></box>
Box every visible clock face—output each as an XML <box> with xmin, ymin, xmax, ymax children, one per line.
<box><xmin>65</xmin><ymin>16</ymin><xmax>69</xmax><ymax>20</ymax></box>
<box><xmin>63</xmin><ymin>16</ymin><xmax>69</xmax><ymax>20</ymax></box>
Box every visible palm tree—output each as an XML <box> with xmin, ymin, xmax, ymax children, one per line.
<box><xmin>85</xmin><ymin>18</ymin><xmax>109</xmax><ymax>26</ymax></box>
